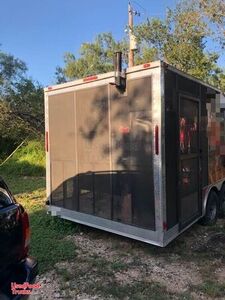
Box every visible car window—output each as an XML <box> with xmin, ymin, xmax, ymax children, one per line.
<box><xmin>0</xmin><ymin>188</ymin><xmax>12</xmax><ymax>208</ymax></box>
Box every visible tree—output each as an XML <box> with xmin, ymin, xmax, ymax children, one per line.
<box><xmin>197</xmin><ymin>0</ymin><xmax>225</xmax><ymax>47</ymax></box>
<box><xmin>5</xmin><ymin>78</ymin><xmax>44</xmax><ymax>133</ymax></box>
<box><xmin>55</xmin><ymin>66</ymin><xmax>67</xmax><ymax>84</ymax></box>
<box><xmin>0</xmin><ymin>49</ymin><xmax>44</xmax><ymax>157</ymax></box>
<box><xmin>57</xmin><ymin>1</ymin><xmax>225</xmax><ymax>91</ymax></box>
<box><xmin>0</xmin><ymin>49</ymin><xmax>44</xmax><ymax>133</ymax></box>
<box><xmin>59</xmin><ymin>33</ymin><xmax>128</xmax><ymax>81</ymax></box>
<box><xmin>134</xmin><ymin>0</ymin><xmax>225</xmax><ymax>91</ymax></box>
<box><xmin>0</xmin><ymin>50</ymin><xmax>27</xmax><ymax>94</ymax></box>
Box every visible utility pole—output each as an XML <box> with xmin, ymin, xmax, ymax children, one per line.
<box><xmin>128</xmin><ymin>2</ymin><xmax>134</xmax><ymax>67</ymax></box>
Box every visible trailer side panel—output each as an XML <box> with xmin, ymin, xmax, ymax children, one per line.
<box><xmin>48</xmin><ymin>75</ymin><xmax>156</xmax><ymax>231</ymax></box>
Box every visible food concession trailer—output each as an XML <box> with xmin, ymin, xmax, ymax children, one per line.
<box><xmin>44</xmin><ymin>57</ymin><xmax>225</xmax><ymax>247</ymax></box>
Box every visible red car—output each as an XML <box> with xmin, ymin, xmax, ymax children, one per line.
<box><xmin>0</xmin><ymin>177</ymin><xmax>38</xmax><ymax>299</ymax></box>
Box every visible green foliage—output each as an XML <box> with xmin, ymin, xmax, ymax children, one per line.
<box><xmin>5</xmin><ymin>78</ymin><xmax>44</xmax><ymax>133</ymax></box>
<box><xmin>135</xmin><ymin>18</ymin><xmax>169</xmax><ymax>58</ymax></box>
<box><xmin>0</xmin><ymin>49</ymin><xmax>44</xmax><ymax>157</ymax></box>
<box><xmin>0</xmin><ymin>50</ymin><xmax>27</xmax><ymax>94</ymax></box>
<box><xmin>55</xmin><ymin>66</ymin><xmax>67</xmax><ymax>84</ymax></box>
<box><xmin>59</xmin><ymin>32</ymin><xmax>128</xmax><ymax>81</ymax></box>
<box><xmin>0</xmin><ymin>101</ymin><xmax>29</xmax><ymax>141</ymax></box>
<box><xmin>0</xmin><ymin>140</ymin><xmax>45</xmax><ymax>176</ymax></box>
<box><xmin>134</xmin><ymin>2</ymin><xmax>225</xmax><ymax>91</ymax></box>
<box><xmin>197</xmin><ymin>0</ymin><xmax>225</xmax><ymax>47</ymax></box>
<box><xmin>58</xmin><ymin>1</ymin><xmax>225</xmax><ymax>92</ymax></box>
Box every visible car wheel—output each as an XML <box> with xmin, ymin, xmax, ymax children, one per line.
<box><xmin>201</xmin><ymin>190</ymin><xmax>218</xmax><ymax>226</ymax></box>
<box><xmin>219</xmin><ymin>184</ymin><xmax>225</xmax><ymax>218</ymax></box>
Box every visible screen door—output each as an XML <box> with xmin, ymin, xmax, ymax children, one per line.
<box><xmin>179</xmin><ymin>96</ymin><xmax>201</xmax><ymax>229</ymax></box>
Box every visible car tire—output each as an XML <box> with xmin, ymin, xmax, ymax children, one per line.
<box><xmin>201</xmin><ymin>190</ymin><xmax>218</xmax><ymax>226</ymax></box>
<box><xmin>0</xmin><ymin>293</ymin><xmax>10</xmax><ymax>300</ymax></box>
<box><xmin>219</xmin><ymin>184</ymin><xmax>225</xmax><ymax>218</ymax></box>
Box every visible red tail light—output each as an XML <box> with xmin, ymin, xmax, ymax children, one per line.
<box><xmin>20</xmin><ymin>211</ymin><xmax>30</xmax><ymax>259</ymax></box>
<box><xmin>155</xmin><ymin>125</ymin><xmax>159</xmax><ymax>155</ymax></box>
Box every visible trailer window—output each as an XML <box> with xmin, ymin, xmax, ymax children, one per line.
<box><xmin>180</xmin><ymin>99</ymin><xmax>198</xmax><ymax>154</ymax></box>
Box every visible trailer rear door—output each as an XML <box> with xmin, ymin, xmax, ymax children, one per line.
<box><xmin>179</xmin><ymin>95</ymin><xmax>202</xmax><ymax>229</ymax></box>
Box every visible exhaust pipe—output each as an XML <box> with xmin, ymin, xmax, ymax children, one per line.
<box><xmin>114</xmin><ymin>51</ymin><xmax>122</xmax><ymax>77</ymax></box>
<box><xmin>114</xmin><ymin>51</ymin><xmax>126</xmax><ymax>91</ymax></box>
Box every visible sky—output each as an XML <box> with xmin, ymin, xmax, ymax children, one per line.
<box><xmin>0</xmin><ymin>0</ymin><xmax>178</xmax><ymax>86</ymax></box>
<box><xmin>0</xmin><ymin>0</ymin><xmax>222</xmax><ymax>87</ymax></box>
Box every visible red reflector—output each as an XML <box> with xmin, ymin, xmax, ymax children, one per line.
<box><xmin>155</xmin><ymin>125</ymin><xmax>159</xmax><ymax>155</ymax></box>
<box><xmin>163</xmin><ymin>222</ymin><xmax>168</xmax><ymax>231</ymax></box>
<box><xmin>83</xmin><ymin>75</ymin><xmax>98</xmax><ymax>82</ymax></box>
<box><xmin>45</xmin><ymin>131</ymin><xmax>49</xmax><ymax>152</ymax></box>
<box><xmin>48</xmin><ymin>86</ymin><xmax>53</xmax><ymax>90</ymax></box>
<box><xmin>20</xmin><ymin>211</ymin><xmax>30</xmax><ymax>259</ymax></box>
<box><xmin>143</xmin><ymin>63</ymin><xmax>151</xmax><ymax>68</ymax></box>
<box><xmin>120</xmin><ymin>126</ymin><xmax>130</xmax><ymax>134</ymax></box>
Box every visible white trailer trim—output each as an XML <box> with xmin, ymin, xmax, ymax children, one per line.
<box><xmin>47</xmin><ymin>205</ymin><xmax>164</xmax><ymax>246</ymax></box>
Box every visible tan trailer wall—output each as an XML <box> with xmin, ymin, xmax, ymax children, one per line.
<box><xmin>48</xmin><ymin>76</ymin><xmax>155</xmax><ymax>230</ymax></box>
<box><xmin>49</xmin><ymin>92</ymin><xmax>76</xmax><ymax>209</ymax></box>
<box><xmin>76</xmin><ymin>86</ymin><xmax>111</xmax><ymax>218</ymax></box>
<box><xmin>110</xmin><ymin>77</ymin><xmax>154</xmax><ymax>228</ymax></box>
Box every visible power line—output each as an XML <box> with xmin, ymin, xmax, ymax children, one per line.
<box><xmin>130</xmin><ymin>0</ymin><xmax>147</xmax><ymax>16</ymax></box>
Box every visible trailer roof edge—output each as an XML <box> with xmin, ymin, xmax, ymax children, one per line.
<box><xmin>44</xmin><ymin>71</ymin><xmax>115</xmax><ymax>93</ymax></box>
<box><xmin>44</xmin><ymin>60</ymin><xmax>223</xmax><ymax>95</ymax></box>
<box><xmin>166</xmin><ymin>63</ymin><xmax>222</xmax><ymax>94</ymax></box>
<box><xmin>44</xmin><ymin>61</ymin><xmax>162</xmax><ymax>93</ymax></box>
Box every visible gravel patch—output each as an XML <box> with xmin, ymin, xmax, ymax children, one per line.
<box><xmin>30</xmin><ymin>220</ymin><xmax>225</xmax><ymax>300</ymax></box>
<box><xmin>64</xmin><ymin>232</ymin><xmax>202</xmax><ymax>294</ymax></box>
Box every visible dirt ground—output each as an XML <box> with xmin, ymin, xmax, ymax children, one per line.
<box><xmin>30</xmin><ymin>219</ymin><xmax>225</xmax><ymax>300</ymax></box>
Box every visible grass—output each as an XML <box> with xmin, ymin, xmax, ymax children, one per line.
<box><xmin>193</xmin><ymin>280</ymin><xmax>225</xmax><ymax>298</ymax></box>
<box><xmin>56</xmin><ymin>267</ymin><xmax>74</xmax><ymax>282</ymax></box>
<box><xmin>55</xmin><ymin>252</ymin><xmax>190</xmax><ymax>300</ymax></box>
<box><xmin>15</xmin><ymin>182</ymin><xmax>78</xmax><ymax>274</ymax></box>
<box><xmin>0</xmin><ymin>139</ymin><xmax>46</xmax><ymax>194</ymax></box>
<box><xmin>0</xmin><ymin>138</ymin><xmax>79</xmax><ymax>274</ymax></box>
<box><xmin>2</xmin><ymin>174</ymin><xmax>45</xmax><ymax>194</ymax></box>
<box><xmin>0</xmin><ymin>140</ymin><xmax>45</xmax><ymax>177</ymax></box>
<box><xmin>94</xmin><ymin>281</ymin><xmax>170</xmax><ymax>300</ymax></box>
<box><xmin>110</xmin><ymin>261</ymin><xmax>128</xmax><ymax>271</ymax></box>
<box><xmin>85</xmin><ymin>280</ymin><xmax>193</xmax><ymax>300</ymax></box>
<box><xmin>1</xmin><ymin>139</ymin><xmax>225</xmax><ymax>298</ymax></box>
<box><xmin>2</xmin><ymin>172</ymin><xmax>225</xmax><ymax>299</ymax></box>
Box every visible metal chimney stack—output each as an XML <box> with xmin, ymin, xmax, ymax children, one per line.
<box><xmin>114</xmin><ymin>51</ymin><xmax>126</xmax><ymax>90</ymax></box>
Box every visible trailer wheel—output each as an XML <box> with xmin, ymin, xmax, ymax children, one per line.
<box><xmin>219</xmin><ymin>184</ymin><xmax>225</xmax><ymax>218</ymax></box>
<box><xmin>201</xmin><ymin>190</ymin><xmax>218</xmax><ymax>226</ymax></box>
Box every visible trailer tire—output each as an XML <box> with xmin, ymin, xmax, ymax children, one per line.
<box><xmin>219</xmin><ymin>184</ymin><xmax>225</xmax><ymax>218</ymax></box>
<box><xmin>201</xmin><ymin>190</ymin><xmax>218</xmax><ymax>226</ymax></box>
